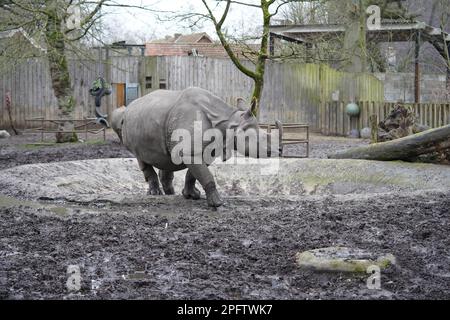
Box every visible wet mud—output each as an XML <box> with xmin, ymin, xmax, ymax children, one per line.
<box><xmin>0</xmin><ymin>132</ymin><xmax>449</xmax><ymax>300</ymax></box>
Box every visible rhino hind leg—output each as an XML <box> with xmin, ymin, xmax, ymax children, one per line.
<box><xmin>159</xmin><ymin>170</ymin><xmax>175</xmax><ymax>195</ymax></box>
<box><xmin>185</xmin><ymin>164</ymin><xmax>223</xmax><ymax>208</ymax></box>
<box><xmin>182</xmin><ymin>169</ymin><xmax>201</xmax><ymax>200</ymax></box>
<box><xmin>138</xmin><ymin>160</ymin><xmax>162</xmax><ymax>195</ymax></box>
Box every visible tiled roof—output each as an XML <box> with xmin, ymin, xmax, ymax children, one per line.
<box><xmin>145</xmin><ymin>42</ymin><xmax>258</xmax><ymax>59</ymax></box>
<box><xmin>150</xmin><ymin>32</ymin><xmax>213</xmax><ymax>44</ymax></box>
<box><xmin>175</xmin><ymin>32</ymin><xmax>213</xmax><ymax>44</ymax></box>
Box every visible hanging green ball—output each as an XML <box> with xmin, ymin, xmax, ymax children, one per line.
<box><xmin>346</xmin><ymin>103</ymin><xmax>360</xmax><ymax>117</ymax></box>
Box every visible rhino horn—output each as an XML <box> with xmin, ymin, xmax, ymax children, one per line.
<box><xmin>250</xmin><ymin>98</ymin><xmax>258</xmax><ymax>116</ymax></box>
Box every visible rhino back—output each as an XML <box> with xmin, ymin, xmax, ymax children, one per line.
<box><xmin>122</xmin><ymin>87</ymin><xmax>240</xmax><ymax>169</ymax></box>
<box><xmin>165</xmin><ymin>87</ymin><xmax>239</xmax><ymax>153</ymax></box>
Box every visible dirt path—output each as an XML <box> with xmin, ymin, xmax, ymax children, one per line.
<box><xmin>0</xmin><ymin>131</ymin><xmax>132</xmax><ymax>171</ymax></box>
<box><xmin>0</xmin><ymin>131</ymin><xmax>368</xmax><ymax>171</ymax></box>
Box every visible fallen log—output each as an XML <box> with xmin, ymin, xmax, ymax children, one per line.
<box><xmin>328</xmin><ymin>124</ymin><xmax>450</xmax><ymax>161</ymax></box>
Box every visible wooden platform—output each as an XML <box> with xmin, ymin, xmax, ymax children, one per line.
<box><xmin>24</xmin><ymin>117</ymin><xmax>106</xmax><ymax>142</ymax></box>
<box><xmin>260</xmin><ymin>123</ymin><xmax>310</xmax><ymax>158</ymax></box>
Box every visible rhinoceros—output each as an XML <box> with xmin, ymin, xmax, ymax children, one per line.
<box><xmin>111</xmin><ymin>87</ymin><xmax>282</xmax><ymax>207</ymax></box>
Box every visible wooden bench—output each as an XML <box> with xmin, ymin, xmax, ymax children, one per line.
<box><xmin>260</xmin><ymin>123</ymin><xmax>310</xmax><ymax>158</ymax></box>
<box><xmin>24</xmin><ymin>117</ymin><xmax>106</xmax><ymax>142</ymax></box>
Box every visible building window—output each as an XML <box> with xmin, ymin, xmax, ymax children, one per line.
<box><xmin>145</xmin><ymin>76</ymin><xmax>152</xmax><ymax>89</ymax></box>
<box><xmin>159</xmin><ymin>79</ymin><xmax>167</xmax><ymax>89</ymax></box>
<box><xmin>387</xmin><ymin>46</ymin><xmax>396</xmax><ymax>69</ymax></box>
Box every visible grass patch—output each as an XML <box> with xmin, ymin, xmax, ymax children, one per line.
<box><xmin>83</xmin><ymin>139</ymin><xmax>107</xmax><ymax>146</ymax></box>
<box><xmin>20</xmin><ymin>143</ymin><xmax>59</xmax><ymax>150</ymax></box>
<box><xmin>20</xmin><ymin>139</ymin><xmax>106</xmax><ymax>150</ymax></box>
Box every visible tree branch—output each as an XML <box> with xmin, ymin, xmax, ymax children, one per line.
<box><xmin>201</xmin><ymin>0</ymin><xmax>258</xmax><ymax>79</ymax></box>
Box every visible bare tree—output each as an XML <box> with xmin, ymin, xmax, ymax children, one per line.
<box><xmin>279</xmin><ymin>0</ymin><xmax>329</xmax><ymax>24</ymax></box>
<box><xmin>0</xmin><ymin>0</ymin><xmax>109</xmax><ymax>142</ymax></box>
<box><xmin>0</xmin><ymin>0</ymin><xmax>165</xmax><ymax>142</ymax></box>
<box><xmin>435</xmin><ymin>0</ymin><xmax>450</xmax><ymax>97</ymax></box>
<box><xmin>179</xmin><ymin>0</ymin><xmax>298</xmax><ymax>115</ymax></box>
<box><xmin>279</xmin><ymin>0</ymin><xmax>416</xmax><ymax>72</ymax></box>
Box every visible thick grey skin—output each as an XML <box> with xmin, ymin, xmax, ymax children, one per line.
<box><xmin>112</xmin><ymin>87</ymin><xmax>281</xmax><ymax>207</ymax></box>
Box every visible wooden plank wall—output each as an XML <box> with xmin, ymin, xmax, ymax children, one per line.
<box><xmin>321</xmin><ymin>101</ymin><xmax>450</xmax><ymax>136</ymax></box>
<box><xmin>0</xmin><ymin>56</ymin><xmax>384</xmax><ymax>132</ymax></box>
<box><xmin>159</xmin><ymin>57</ymin><xmax>385</xmax><ymax>131</ymax></box>
<box><xmin>0</xmin><ymin>57</ymin><xmax>140</xmax><ymax>129</ymax></box>
<box><xmin>160</xmin><ymin>55</ymin><xmax>254</xmax><ymax>106</ymax></box>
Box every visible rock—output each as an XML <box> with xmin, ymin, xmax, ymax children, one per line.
<box><xmin>0</xmin><ymin>130</ymin><xmax>11</xmax><ymax>139</ymax></box>
<box><xmin>242</xmin><ymin>239</ymin><xmax>253</xmax><ymax>248</ymax></box>
<box><xmin>347</xmin><ymin>129</ymin><xmax>360</xmax><ymax>139</ymax></box>
<box><xmin>296</xmin><ymin>247</ymin><xmax>396</xmax><ymax>273</ymax></box>
<box><xmin>360</xmin><ymin>127</ymin><xmax>371</xmax><ymax>139</ymax></box>
<box><xmin>413</xmin><ymin>124</ymin><xmax>430</xmax><ymax>134</ymax></box>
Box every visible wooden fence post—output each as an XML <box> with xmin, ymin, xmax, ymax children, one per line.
<box><xmin>370</xmin><ymin>114</ymin><xmax>378</xmax><ymax>144</ymax></box>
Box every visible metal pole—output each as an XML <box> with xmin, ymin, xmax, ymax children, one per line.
<box><xmin>269</xmin><ymin>33</ymin><xmax>275</xmax><ymax>57</ymax></box>
<box><xmin>415</xmin><ymin>31</ymin><xmax>421</xmax><ymax>103</ymax></box>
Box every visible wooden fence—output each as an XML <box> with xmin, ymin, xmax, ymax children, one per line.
<box><xmin>155</xmin><ymin>57</ymin><xmax>385</xmax><ymax>130</ymax></box>
<box><xmin>0</xmin><ymin>57</ymin><xmax>138</xmax><ymax>129</ymax></box>
<box><xmin>0</xmin><ymin>56</ymin><xmax>385</xmax><ymax>130</ymax></box>
<box><xmin>321</xmin><ymin>101</ymin><xmax>450</xmax><ymax>136</ymax></box>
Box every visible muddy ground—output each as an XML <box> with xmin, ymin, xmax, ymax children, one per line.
<box><xmin>0</xmin><ymin>132</ymin><xmax>132</xmax><ymax>170</ymax></box>
<box><xmin>0</xmin><ymin>131</ymin><xmax>449</xmax><ymax>300</ymax></box>
<box><xmin>0</xmin><ymin>131</ymin><xmax>367</xmax><ymax>170</ymax></box>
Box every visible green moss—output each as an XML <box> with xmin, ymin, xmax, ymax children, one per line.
<box><xmin>0</xmin><ymin>195</ymin><xmax>25</xmax><ymax>207</ymax></box>
<box><xmin>0</xmin><ymin>195</ymin><xmax>69</xmax><ymax>217</ymax></box>
<box><xmin>59</xmin><ymin>96</ymin><xmax>76</xmax><ymax>114</ymax></box>
<box><xmin>22</xmin><ymin>137</ymin><xmax>104</xmax><ymax>149</ymax></box>
<box><xmin>20</xmin><ymin>143</ymin><xmax>56</xmax><ymax>150</ymax></box>
<box><xmin>49</xmin><ymin>206</ymin><xmax>68</xmax><ymax>216</ymax></box>
<box><xmin>69</xmin><ymin>132</ymin><xmax>78</xmax><ymax>143</ymax></box>
<box><xmin>288</xmin><ymin>171</ymin><xmax>411</xmax><ymax>189</ymax></box>
<box><xmin>378</xmin><ymin>259</ymin><xmax>391</xmax><ymax>269</ymax></box>
<box><xmin>84</xmin><ymin>139</ymin><xmax>106</xmax><ymax>146</ymax></box>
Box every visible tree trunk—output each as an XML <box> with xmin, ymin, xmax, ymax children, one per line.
<box><xmin>328</xmin><ymin>124</ymin><xmax>450</xmax><ymax>161</ymax></box>
<box><xmin>45</xmin><ymin>7</ymin><xmax>77</xmax><ymax>143</ymax></box>
<box><xmin>342</xmin><ymin>0</ymin><xmax>367</xmax><ymax>73</ymax></box>
<box><xmin>250</xmin><ymin>0</ymin><xmax>271</xmax><ymax>116</ymax></box>
<box><xmin>204</xmin><ymin>0</ymin><xmax>270</xmax><ymax>117</ymax></box>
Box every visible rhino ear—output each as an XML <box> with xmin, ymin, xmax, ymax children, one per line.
<box><xmin>236</xmin><ymin>97</ymin><xmax>247</xmax><ymax>111</ymax></box>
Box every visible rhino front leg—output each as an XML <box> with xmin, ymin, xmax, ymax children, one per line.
<box><xmin>138</xmin><ymin>160</ymin><xmax>162</xmax><ymax>195</ymax></box>
<box><xmin>185</xmin><ymin>164</ymin><xmax>223</xmax><ymax>207</ymax></box>
<box><xmin>182</xmin><ymin>169</ymin><xmax>201</xmax><ymax>200</ymax></box>
<box><xmin>159</xmin><ymin>170</ymin><xmax>175</xmax><ymax>195</ymax></box>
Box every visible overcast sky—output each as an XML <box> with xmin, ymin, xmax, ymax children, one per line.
<box><xmin>101</xmin><ymin>0</ymin><xmax>267</xmax><ymax>43</ymax></box>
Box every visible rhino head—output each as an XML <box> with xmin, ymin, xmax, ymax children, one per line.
<box><xmin>231</xmin><ymin>99</ymin><xmax>283</xmax><ymax>159</ymax></box>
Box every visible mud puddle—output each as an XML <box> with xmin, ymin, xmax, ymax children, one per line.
<box><xmin>1</xmin><ymin>158</ymin><xmax>449</xmax><ymax>300</ymax></box>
